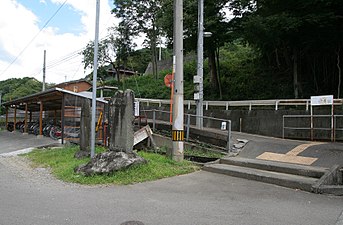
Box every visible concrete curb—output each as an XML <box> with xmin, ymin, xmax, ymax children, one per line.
<box><xmin>312</xmin><ymin>165</ymin><xmax>343</xmax><ymax>195</ymax></box>
<box><xmin>220</xmin><ymin>157</ymin><xmax>327</xmax><ymax>178</ymax></box>
<box><xmin>204</xmin><ymin>157</ymin><xmax>343</xmax><ymax>195</ymax></box>
<box><xmin>0</xmin><ymin>143</ymin><xmax>63</xmax><ymax>158</ymax></box>
<box><xmin>0</xmin><ymin>147</ymin><xmax>35</xmax><ymax>157</ymax></box>
<box><xmin>203</xmin><ymin>163</ymin><xmax>317</xmax><ymax>192</ymax></box>
<box><xmin>336</xmin><ymin>210</ymin><xmax>343</xmax><ymax>225</ymax></box>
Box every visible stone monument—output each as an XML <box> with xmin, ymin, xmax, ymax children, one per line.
<box><xmin>108</xmin><ymin>89</ymin><xmax>135</xmax><ymax>153</ymax></box>
<box><xmin>74</xmin><ymin>98</ymin><xmax>91</xmax><ymax>159</ymax></box>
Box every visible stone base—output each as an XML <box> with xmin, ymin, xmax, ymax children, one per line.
<box><xmin>74</xmin><ymin>150</ymin><xmax>90</xmax><ymax>159</ymax></box>
<box><xmin>75</xmin><ymin>151</ymin><xmax>147</xmax><ymax>176</ymax></box>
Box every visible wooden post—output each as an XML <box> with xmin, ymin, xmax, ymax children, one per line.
<box><xmin>39</xmin><ymin>101</ymin><xmax>43</xmax><ymax>135</ymax></box>
<box><xmin>14</xmin><ymin>106</ymin><xmax>17</xmax><ymax>130</ymax></box>
<box><xmin>5</xmin><ymin>106</ymin><xmax>8</xmax><ymax>130</ymax></box>
<box><xmin>24</xmin><ymin>103</ymin><xmax>28</xmax><ymax>133</ymax></box>
<box><xmin>61</xmin><ymin>95</ymin><xmax>65</xmax><ymax>144</ymax></box>
<box><xmin>54</xmin><ymin>110</ymin><xmax>57</xmax><ymax>126</ymax></box>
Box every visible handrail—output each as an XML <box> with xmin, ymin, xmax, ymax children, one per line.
<box><xmin>137</xmin><ymin>98</ymin><xmax>343</xmax><ymax>111</ymax></box>
<box><xmin>142</xmin><ymin>109</ymin><xmax>232</xmax><ymax>151</ymax></box>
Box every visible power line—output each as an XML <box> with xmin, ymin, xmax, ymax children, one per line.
<box><xmin>0</xmin><ymin>0</ymin><xmax>69</xmax><ymax>77</ymax></box>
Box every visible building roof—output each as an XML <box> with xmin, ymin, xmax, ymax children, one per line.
<box><xmin>3</xmin><ymin>88</ymin><xmax>107</xmax><ymax>112</ymax></box>
<box><xmin>54</xmin><ymin>79</ymin><xmax>91</xmax><ymax>88</ymax></box>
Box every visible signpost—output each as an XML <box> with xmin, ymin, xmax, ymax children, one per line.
<box><xmin>310</xmin><ymin>95</ymin><xmax>334</xmax><ymax>141</ymax></box>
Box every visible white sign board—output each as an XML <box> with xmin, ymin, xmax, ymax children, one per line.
<box><xmin>221</xmin><ymin>122</ymin><xmax>227</xmax><ymax>130</ymax></box>
<box><xmin>134</xmin><ymin>101</ymin><xmax>140</xmax><ymax>116</ymax></box>
<box><xmin>311</xmin><ymin>95</ymin><xmax>333</xmax><ymax>106</ymax></box>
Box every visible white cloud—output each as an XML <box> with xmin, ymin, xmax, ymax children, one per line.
<box><xmin>0</xmin><ymin>0</ymin><xmax>118</xmax><ymax>84</ymax></box>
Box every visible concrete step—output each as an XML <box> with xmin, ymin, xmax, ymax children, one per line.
<box><xmin>220</xmin><ymin>157</ymin><xmax>328</xmax><ymax>178</ymax></box>
<box><xmin>203</xmin><ymin>164</ymin><xmax>318</xmax><ymax>192</ymax></box>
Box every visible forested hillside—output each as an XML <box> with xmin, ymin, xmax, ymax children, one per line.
<box><xmin>81</xmin><ymin>0</ymin><xmax>342</xmax><ymax>100</ymax></box>
<box><xmin>0</xmin><ymin>78</ymin><xmax>42</xmax><ymax>114</ymax></box>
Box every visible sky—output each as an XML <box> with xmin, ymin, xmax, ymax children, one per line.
<box><xmin>0</xmin><ymin>0</ymin><xmax>123</xmax><ymax>84</ymax></box>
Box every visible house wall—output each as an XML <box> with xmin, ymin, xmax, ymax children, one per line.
<box><xmin>57</xmin><ymin>82</ymin><xmax>91</xmax><ymax>93</ymax></box>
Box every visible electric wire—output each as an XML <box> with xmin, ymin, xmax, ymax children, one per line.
<box><xmin>0</xmin><ymin>0</ymin><xmax>69</xmax><ymax>77</ymax></box>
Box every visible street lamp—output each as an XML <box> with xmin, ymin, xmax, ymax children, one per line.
<box><xmin>195</xmin><ymin>0</ymin><xmax>212</xmax><ymax>129</ymax></box>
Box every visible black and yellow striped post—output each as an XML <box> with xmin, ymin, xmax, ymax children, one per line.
<box><xmin>172</xmin><ymin>130</ymin><xmax>184</xmax><ymax>142</ymax></box>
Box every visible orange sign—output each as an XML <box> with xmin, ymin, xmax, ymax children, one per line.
<box><xmin>164</xmin><ymin>74</ymin><xmax>173</xmax><ymax>88</ymax></box>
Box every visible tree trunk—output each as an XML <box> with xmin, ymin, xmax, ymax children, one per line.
<box><xmin>293</xmin><ymin>48</ymin><xmax>299</xmax><ymax>99</ymax></box>
<box><xmin>208</xmin><ymin>48</ymin><xmax>219</xmax><ymax>93</ymax></box>
<box><xmin>151</xmin><ymin>43</ymin><xmax>158</xmax><ymax>79</ymax></box>
<box><xmin>337</xmin><ymin>47</ymin><xmax>341</xmax><ymax>98</ymax></box>
<box><xmin>215</xmin><ymin>46</ymin><xmax>222</xmax><ymax>100</ymax></box>
<box><xmin>151</xmin><ymin>26</ymin><xmax>158</xmax><ymax>80</ymax></box>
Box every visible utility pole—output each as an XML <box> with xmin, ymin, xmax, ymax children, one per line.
<box><xmin>42</xmin><ymin>50</ymin><xmax>46</xmax><ymax>91</ymax></box>
<box><xmin>195</xmin><ymin>0</ymin><xmax>204</xmax><ymax>129</ymax></box>
<box><xmin>91</xmin><ymin>0</ymin><xmax>100</xmax><ymax>158</ymax></box>
<box><xmin>171</xmin><ymin>0</ymin><xmax>184</xmax><ymax>161</ymax></box>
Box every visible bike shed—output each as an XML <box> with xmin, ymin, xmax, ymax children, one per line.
<box><xmin>3</xmin><ymin>87</ymin><xmax>107</xmax><ymax>145</ymax></box>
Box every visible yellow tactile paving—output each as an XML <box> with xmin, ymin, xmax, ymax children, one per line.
<box><xmin>256</xmin><ymin>152</ymin><xmax>318</xmax><ymax>165</ymax></box>
<box><xmin>256</xmin><ymin>142</ymin><xmax>322</xmax><ymax>165</ymax></box>
<box><xmin>286</xmin><ymin>143</ymin><xmax>322</xmax><ymax>156</ymax></box>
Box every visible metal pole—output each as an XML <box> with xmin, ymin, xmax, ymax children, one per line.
<box><xmin>331</xmin><ymin>102</ymin><xmax>334</xmax><ymax>142</ymax></box>
<box><xmin>153</xmin><ymin>109</ymin><xmax>156</xmax><ymax>131</ymax></box>
<box><xmin>42</xmin><ymin>50</ymin><xmax>46</xmax><ymax>91</ymax></box>
<box><xmin>171</xmin><ymin>0</ymin><xmax>184</xmax><ymax>161</ymax></box>
<box><xmin>226</xmin><ymin>120</ymin><xmax>231</xmax><ymax>152</ymax></box>
<box><xmin>91</xmin><ymin>0</ymin><xmax>101</xmax><ymax>158</ymax></box>
<box><xmin>196</xmin><ymin>0</ymin><xmax>204</xmax><ymax>129</ymax></box>
<box><xmin>310</xmin><ymin>105</ymin><xmax>313</xmax><ymax>141</ymax></box>
<box><xmin>186</xmin><ymin>114</ymin><xmax>190</xmax><ymax>141</ymax></box>
<box><xmin>282</xmin><ymin>116</ymin><xmax>285</xmax><ymax>139</ymax></box>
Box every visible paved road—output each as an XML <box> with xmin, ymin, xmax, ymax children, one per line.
<box><xmin>0</xmin><ymin>156</ymin><xmax>342</xmax><ymax>225</ymax></box>
<box><xmin>233</xmin><ymin>132</ymin><xmax>343</xmax><ymax>167</ymax></box>
<box><xmin>0</xmin><ymin>130</ymin><xmax>343</xmax><ymax>224</ymax></box>
<box><xmin>0</xmin><ymin>131</ymin><xmax>59</xmax><ymax>154</ymax></box>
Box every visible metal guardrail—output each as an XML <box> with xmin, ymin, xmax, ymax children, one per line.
<box><xmin>137</xmin><ymin>98</ymin><xmax>343</xmax><ymax>111</ymax></box>
<box><xmin>283</xmin><ymin>115</ymin><xmax>343</xmax><ymax>141</ymax></box>
<box><xmin>143</xmin><ymin>109</ymin><xmax>232</xmax><ymax>151</ymax></box>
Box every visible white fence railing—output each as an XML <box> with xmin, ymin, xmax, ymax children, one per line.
<box><xmin>136</xmin><ymin>98</ymin><xmax>343</xmax><ymax>111</ymax></box>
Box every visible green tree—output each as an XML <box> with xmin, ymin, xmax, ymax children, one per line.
<box><xmin>229</xmin><ymin>0</ymin><xmax>343</xmax><ymax>98</ymax></box>
<box><xmin>0</xmin><ymin>77</ymin><xmax>42</xmax><ymax>102</ymax></box>
<box><xmin>81</xmin><ymin>23</ymin><xmax>136</xmax><ymax>81</ymax></box>
<box><xmin>158</xmin><ymin>0</ymin><xmax>231</xmax><ymax>99</ymax></box>
<box><xmin>112</xmin><ymin>0</ymin><xmax>162</xmax><ymax>79</ymax></box>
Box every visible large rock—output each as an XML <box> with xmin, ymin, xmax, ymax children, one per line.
<box><xmin>74</xmin><ymin>151</ymin><xmax>147</xmax><ymax>176</ymax></box>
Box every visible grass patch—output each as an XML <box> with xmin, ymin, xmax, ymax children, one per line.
<box><xmin>23</xmin><ymin>145</ymin><xmax>199</xmax><ymax>185</ymax></box>
<box><xmin>155</xmin><ymin>146</ymin><xmax>224</xmax><ymax>159</ymax></box>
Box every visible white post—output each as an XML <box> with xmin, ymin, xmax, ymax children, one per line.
<box><xmin>171</xmin><ymin>0</ymin><xmax>184</xmax><ymax>161</ymax></box>
<box><xmin>91</xmin><ymin>0</ymin><xmax>100</xmax><ymax>158</ymax></box>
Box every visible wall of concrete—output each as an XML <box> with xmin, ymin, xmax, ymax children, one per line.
<box><xmin>143</xmin><ymin>105</ymin><xmax>343</xmax><ymax>141</ymax></box>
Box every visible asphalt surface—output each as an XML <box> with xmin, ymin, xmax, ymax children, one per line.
<box><xmin>0</xmin><ymin>130</ymin><xmax>59</xmax><ymax>154</ymax></box>
<box><xmin>0</xmin><ymin>157</ymin><xmax>342</xmax><ymax>225</ymax></box>
<box><xmin>0</xmin><ymin>130</ymin><xmax>343</xmax><ymax>224</ymax></box>
<box><xmin>233</xmin><ymin>131</ymin><xmax>343</xmax><ymax>167</ymax></box>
